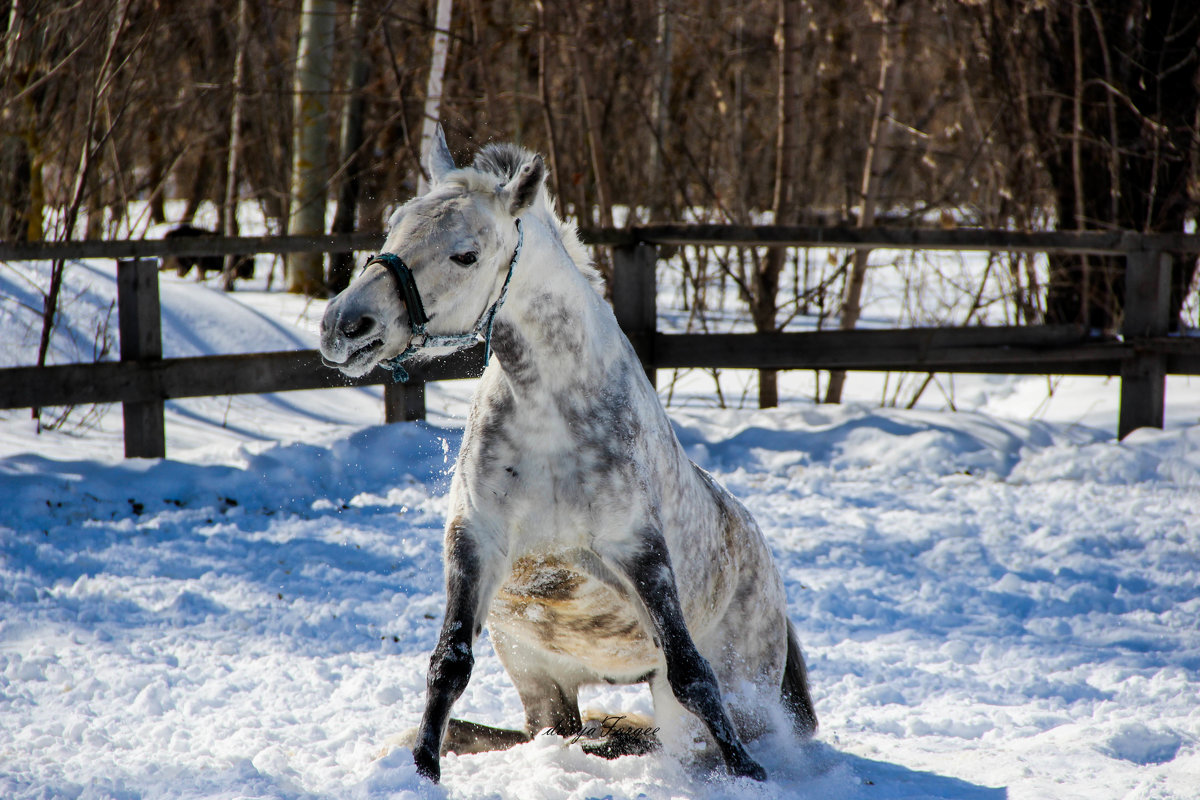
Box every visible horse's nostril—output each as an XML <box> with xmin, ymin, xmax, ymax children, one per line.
<box><xmin>344</xmin><ymin>315</ymin><xmax>375</xmax><ymax>340</ymax></box>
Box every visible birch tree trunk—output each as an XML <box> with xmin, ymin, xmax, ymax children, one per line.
<box><xmin>824</xmin><ymin>0</ymin><xmax>908</xmax><ymax>404</ymax></box>
<box><xmin>417</xmin><ymin>0</ymin><xmax>453</xmax><ymax>195</ymax></box>
<box><xmin>286</xmin><ymin>0</ymin><xmax>335</xmax><ymax>295</ymax></box>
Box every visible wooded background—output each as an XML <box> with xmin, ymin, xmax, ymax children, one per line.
<box><xmin>3</xmin><ymin>0</ymin><xmax>1198</xmax><ymax>403</ymax></box>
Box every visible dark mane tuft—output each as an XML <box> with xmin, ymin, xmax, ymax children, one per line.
<box><xmin>471</xmin><ymin>143</ymin><xmax>534</xmax><ymax>182</ymax></box>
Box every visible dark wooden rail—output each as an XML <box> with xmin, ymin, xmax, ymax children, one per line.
<box><xmin>3</xmin><ymin>225</ymin><xmax>1200</xmax><ymax>457</ymax></box>
<box><xmin>3</xmin><ymin>224</ymin><xmax>1195</xmax><ymax>261</ymax></box>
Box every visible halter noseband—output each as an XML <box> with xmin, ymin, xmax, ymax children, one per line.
<box><xmin>364</xmin><ymin>218</ymin><xmax>523</xmax><ymax>383</ymax></box>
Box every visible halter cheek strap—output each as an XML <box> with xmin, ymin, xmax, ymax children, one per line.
<box><xmin>364</xmin><ymin>218</ymin><xmax>523</xmax><ymax>383</ymax></box>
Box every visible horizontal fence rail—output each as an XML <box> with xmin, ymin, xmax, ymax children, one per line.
<box><xmin>3</xmin><ymin>225</ymin><xmax>1200</xmax><ymax>457</ymax></box>
<box><xmin>5</xmin><ymin>224</ymin><xmax>1200</xmax><ymax>262</ymax></box>
<box><xmin>5</xmin><ymin>225</ymin><xmax>1200</xmax><ymax>261</ymax></box>
<box><xmin>5</xmin><ymin>329</ymin><xmax>1197</xmax><ymax>408</ymax></box>
<box><xmin>0</xmin><ymin>232</ymin><xmax>385</xmax><ymax>262</ymax></box>
<box><xmin>655</xmin><ymin>328</ymin><xmax>1199</xmax><ymax>374</ymax></box>
<box><xmin>586</xmin><ymin>225</ymin><xmax>1199</xmax><ymax>255</ymax></box>
<box><xmin>0</xmin><ymin>347</ymin><xmax>485</xmax><ymax>409</ymax></box>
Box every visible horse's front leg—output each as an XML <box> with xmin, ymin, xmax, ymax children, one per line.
<box><xmin>413</xmin><ymin>517</ymin><xmax>502</xmax><ymax>783</ymax></box>
<box><xmin>616</xmin><ymin>528</ymin><xmax>767</xmax><ymax>782</ymax></box>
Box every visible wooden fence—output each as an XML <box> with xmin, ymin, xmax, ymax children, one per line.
<box><xmin>2</xmin><ymin>226</ymin><xmax>1199</xmax><ymax>458</ymax></box>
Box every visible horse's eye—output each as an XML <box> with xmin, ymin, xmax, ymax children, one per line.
<box><xmin>451</xmin><ymin>252</ymin><xmax>478</xmax><ymax>266</ymax></box>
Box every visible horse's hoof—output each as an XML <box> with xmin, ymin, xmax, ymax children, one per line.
<box><xmin>413</xmin><ymin>747</ymin><xmax>441</xmax><ymax>783</ymax></box>
<box><xmin>728</xmin><ymin>753</ymin><xmax>767</xmax><ymax>782</ymax></box>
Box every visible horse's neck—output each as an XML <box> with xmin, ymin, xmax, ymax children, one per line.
<box><xmin>486</xmin><ymin>218</ymin><xmax>634</xmax><ymax>403</ymax></box>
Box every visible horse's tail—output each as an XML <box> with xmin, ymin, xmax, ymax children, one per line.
<box><xmin>781</xmin><ymin>618</ymin><xmax>818</xmax><ymax>739</ymax></box>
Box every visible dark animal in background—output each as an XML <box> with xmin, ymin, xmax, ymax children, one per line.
<box><xmin>160</xmin><ymin>224</ymin><xmax>256</xmax><ymax>282</ymax></box>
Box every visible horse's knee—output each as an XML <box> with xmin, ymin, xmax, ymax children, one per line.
<box><xmin>663</xmin><ymin>646</ymin><xmax>724</xmax><ymax>717</ymax></box>
<box><xmin>428</xmin><ymin>641</ymin><xmax>474</xmax><ymax>700</ymax></box>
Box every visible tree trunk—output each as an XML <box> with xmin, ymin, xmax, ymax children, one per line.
<box><xmin>647</xmin><ymin>0</ymin><xmax>672</xmax><ymax>221</ymax></box>
<box><xmin>84</xmin><ymin>166</ymin><xmax>105</xmax><ymax>239</ymax></box>
<box><xmin>328</xmin><ymin>0</ymin><xmax>369</xmax><ymax>295</ymax></box>
<box><xmin>567</xmin><ymin>26</ymin><xmax>615</xmax><ymax>286</ymax></box>
<box><xmin>144</xmin><ymin>125</ymin><xmax>167</xmax><ymax>225</ymax></box>
<box><xmin>221</xmin><ymin>0</ymin><xmax>248</xmax><ymax>291</ymax></box>
<box><xmin>1</xmin><ymin>128</ymin><xmax>32</xmax><ymax>242</ymax></box>
<box><xmin>26</xmin><ymin>133</ymin><xmax>42</xmax><ymax>241</ymax></box>
<box><xmin>1</xmin><ymin>0</ymin><xmax>33</xmax><ymax>242</ymax></box>
<box><xmin>286</xmin><ymin>0</ymin><xmax>336</xmax><ymax>295</ymax></box>
<box><xmin>180</xmin><ymin>150</ymin><xmax>209</xmax><ymax>225</ymax></box>
<box><xmin>572</xmin><ymin>59</ymin><xmax>613</xmax><ymax>231</ymax></box>
<box><xmin>417</xmin><ymin>0</ymin><xmax>453</xmax><ymax>195</ymax></box>
<box><xmin>753</xmin><ymin>0</ymin><xmax>803</xmax><ymax>409</ymax></box>
<box><xmin>535</xmin><ymin>1</ymin><xmax>565</xmax><ymax>209</ymax></box>
<box><xmin>825</xmin><ymin>0</ymin><xmax>908</xmax><ymax>404</ymax></box>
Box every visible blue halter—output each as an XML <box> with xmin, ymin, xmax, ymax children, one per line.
<box><xmin>365</xmin><ymin>219</ymin><xmax>523</xmax><ymax>383</ymax></box>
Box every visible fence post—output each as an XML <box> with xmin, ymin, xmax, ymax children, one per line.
<box><xmin>611</xmin><ymin>243</ymin><xmax>657</xmax><ymax>387</ymax></box>
<box><xmin>117</xmin><ymin>259</ymin><xmax>166</xmax><ymax>458</ymax></box>
<box><xmin>384</xmin><ymin>380</ymin><xmax>426</xmax><ymax>423</ymax></box>
<box><xmin>1118</xmin><ymin>245</ymin><xmax>1171</xmax><ymax>439</ymax></box>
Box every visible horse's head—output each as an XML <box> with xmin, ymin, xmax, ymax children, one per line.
<box><xmin>320</xmin><ymin>128</ymin><xmax>544</xmax><ymax>377</ymax></box>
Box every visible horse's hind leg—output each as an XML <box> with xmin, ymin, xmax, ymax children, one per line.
<box><xmin>441</xmin><ymin>718</ymin><xmax>529</xmax><ymax>755</ymax></box>
<box><xmin>383</xmin><ymin>718</ymin><xmax>528</xmax><ymax>758</ymax></box>
<box><xmin>496</xmin><ymin>630</ymin><xmax>661</xmax><ymax>760</ymax></box>
<box><xmin>578</xmin><ymin>709</ymin><xmax>661</xmax><ymax>759</ymax></box>
<box><xmin>781</xmin><ymin>618</ymin><xmax>818</xmax><ymax>738</ymax></box>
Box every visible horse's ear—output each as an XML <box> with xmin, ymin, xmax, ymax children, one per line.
<box><xmin>426</xmin><ymin>125</ymin><xmax>456</xmax><ymax>185</ymax></box>
<box><xmin>500</xmin><ymin>155</ymin><xmax>545</xmax><ymax>217</ymax></box>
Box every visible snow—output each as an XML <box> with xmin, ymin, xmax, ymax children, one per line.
<box><xmin>2</xmin><ymin>257</ymin><xmax>1199</xmax><ymax>799</ymax></box>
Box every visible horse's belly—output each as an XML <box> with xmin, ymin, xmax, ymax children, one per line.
<box><xmin>489</xmin><ymin>555</ymin><xmax>659</xmax><ymax>676</ymax></box>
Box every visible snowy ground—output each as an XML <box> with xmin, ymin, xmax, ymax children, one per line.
<box><xmin>2</xmin><ymin>256</ymin><xmax>1199</xmax><ymax>799</ymax></box>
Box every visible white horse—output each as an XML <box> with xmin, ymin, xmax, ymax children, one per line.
<box><xmin>319</xmin><ymin>130</ymin><xmax>816</xmax><ymax>783</ymax></box>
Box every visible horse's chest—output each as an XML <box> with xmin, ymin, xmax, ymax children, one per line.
<box><xmin>468</xmin><ymin>437</ymin><xmax>640</xmax><ymax>545</ymax></box>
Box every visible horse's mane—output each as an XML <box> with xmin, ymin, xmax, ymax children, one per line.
<box><xmin>462</xmin><ymin>143</ymin><xmax>603</xmax><ymax>291</ymax></box>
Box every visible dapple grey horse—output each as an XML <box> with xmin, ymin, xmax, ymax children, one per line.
<box><xmin>319</xmin><ymin>130</ymin><xmax>816</xmax><ymax>783</ymax></box>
